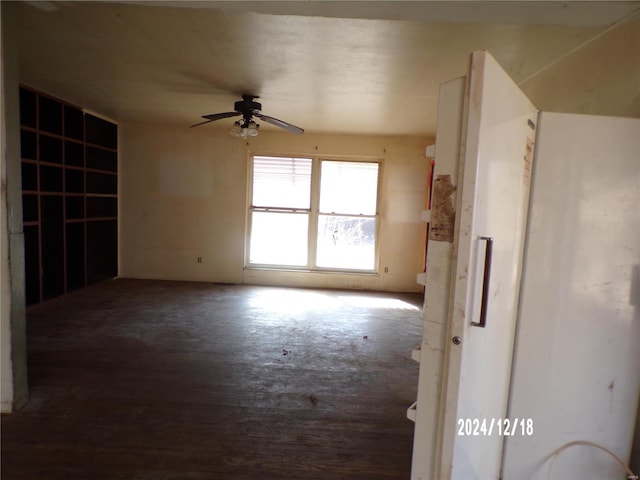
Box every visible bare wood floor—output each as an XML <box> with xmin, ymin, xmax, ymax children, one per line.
<box><xmin>1</xmin><ymin>279</ymin><xmax>423</xmax><ymax>480</ymax></box>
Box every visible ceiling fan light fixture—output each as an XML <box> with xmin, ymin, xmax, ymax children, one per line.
<box><xmin>247</xmin><ymin>121</ymin><xmax>259</xmax><ymax>137</ymax></box>
<box><xmin>229</xmin><ymin>121</ymin><xmax>242</xmax><ymax>137</ymax></box>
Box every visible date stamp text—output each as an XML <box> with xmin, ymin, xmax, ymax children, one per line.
<box><xmin>457</xmin><ymin>418</ymin><xmax>534</xmax><ymax>436</ymax></box>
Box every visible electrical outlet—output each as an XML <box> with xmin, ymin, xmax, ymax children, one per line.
<box><xmin>197</xmin><ymin>257</ymin><xmax>202</xmax><ymax>263</ymax></box>
<box><xmin>384</xmin><ymin>266</ymin><xmax>389</xmax><ymax>273</ymax></box>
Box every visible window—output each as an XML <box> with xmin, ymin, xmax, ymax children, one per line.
<box><xmin>248</xmin><ymin>155</ymin><xmax>380</xmax><ymax>272</ymax></box>
<box><xmin>249</xmin><ymin>156</ymin><xmax>311</xmax><ymax>266</ymax></box>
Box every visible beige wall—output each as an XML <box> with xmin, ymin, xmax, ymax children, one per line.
<box><xmin>120</xmin><ymin>124</ymin><xmax>432</xmax><ymax>293</ymax></box>
<box><xmin>521</xmin><ymin>13</ymin><xmax>640</xmax><ymax>118</ymax></box>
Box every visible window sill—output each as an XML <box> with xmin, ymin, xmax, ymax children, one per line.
<box><xmin>243</xmin><ymin>266</ymin><xmax>380</xmax><ymax>277</ymax></box>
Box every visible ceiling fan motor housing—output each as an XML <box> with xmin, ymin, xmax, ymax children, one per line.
<box><xmin>235</xmin><ymin>96</ymin><xmax>261</xmax><ymax>114</ymax></box>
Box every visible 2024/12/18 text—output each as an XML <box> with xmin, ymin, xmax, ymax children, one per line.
<box><xmin>456</xmin><ymin>418</ymin><xmax>534</xmax><ymax>436</ymax></box>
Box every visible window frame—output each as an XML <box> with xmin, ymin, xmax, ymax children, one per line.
<box><xmin>245</xmin><ymin>153</ymin><xmax>383</xmax><ymax>274</ymax></box>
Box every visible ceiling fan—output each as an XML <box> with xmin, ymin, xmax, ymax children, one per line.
<box><xmin>190</xmin><ymin>95</ymin><xmax>304</xmax><ymax>137</ymax></box>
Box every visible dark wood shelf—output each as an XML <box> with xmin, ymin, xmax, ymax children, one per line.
<box><xmin>64</xmin><ymin>105</ymin><xmax>84</xmax><ymax>141</ymax></box>
<box><xmin>85</xmin><ymin>142</ymin><xmax>118</xmax><ymax>153</ymax></box>
<box><xmin>20</xmin><ymin>129</ymin><xmax>37</xmax><ymax>160</ymax></box>
<box><xmin>85</xmin><ymin>113</ymin><xmax>117</xmax><ymax>149</ymax></box>
<box><xmin>39</xmin><ymin>95</ymin><xmax>63</xmax><ymax>135</ymax></box>
<box><xmin>86</xmin><ymin>217</ymin><xmax>118</xmax><ymax>222</ymax></box>
<box><xmin>20</xmin><ymin>85</ymin><xmax>119</xmax><ymax>306</ymax></box>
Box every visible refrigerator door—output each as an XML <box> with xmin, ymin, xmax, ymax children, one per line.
<box><xmin>438</xmin><ymin>51</ymin><xmax>538</xmax><ymax>479</ymax></box>
<box><xmin>502</xmin><ymin>112</ymin><xmax>640</xmax><ymax>479</ymax></box>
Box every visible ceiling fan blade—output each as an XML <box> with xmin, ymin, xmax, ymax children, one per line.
<box><xmin>190</xmin><ymin>111</ymin><xmax>240</xmax><ymax>128</ymax></box>
<box><xmin>202</xmin><ymin>111</ymin><xmax>241</xmax><ymax>121</ymax></box>
<box><xmin>254</xmin><ymin>113</ymin><xmax>304</xmax><ymax>134</ymax></box>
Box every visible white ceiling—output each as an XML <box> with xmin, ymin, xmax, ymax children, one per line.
<box><xmin>15</xmin><ymin>1</ymin><xmax>640</xmax><ymax>137</ymax></box>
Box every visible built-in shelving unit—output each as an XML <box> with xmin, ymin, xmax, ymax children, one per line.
<box><xmin>406</xmin><ymin>401</ymin><xmax>417</xmax><ymax>422</ymax></box>
<box><xmin>408</xmin><ymin>148</ymin><xmax>436</xmax><ymax>426</ymax></box>
<box><xmin>411</xmin><ymin>347</ymin><xmax>421</xmax><ymax>363</ymax></box>
<box><xmin>20</xmin><ymin>86</ymin><xmax>118</xmax><ymax>306</ymax></box>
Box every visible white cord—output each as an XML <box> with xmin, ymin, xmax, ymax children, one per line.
<box><xmin>548</xmin><ymin>440</ymin><xmax>637</xmax><ymax>479</ymax></box>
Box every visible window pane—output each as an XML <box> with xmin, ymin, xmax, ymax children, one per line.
<box><xmin>249</xmin><ymin>211</ymin><xmax>308</xmax><ymax>266</ymax></box>
<box><xmin>319</xmin><ymin>161</ymin><xmax>379</xmax><ymax>215</ymax></box>
<box><xmin>252</xmin><ymin>156</ymin><xmax>312</xmax><ymax>209</ymax></box>
<box><xmin>316</xmin><ymin>215</ymin><xmax>376</xmax><ymax>270</ymax></box>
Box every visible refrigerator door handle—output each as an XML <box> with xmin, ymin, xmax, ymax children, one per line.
<box><xmin>472</xmin><ymin>236</ymin><xmax>493</xmax><ymax>328</ymax></box>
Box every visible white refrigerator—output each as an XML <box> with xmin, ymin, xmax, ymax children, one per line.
<box><xmin>410</xmin><ymin>51</ymin><xmax>640</xmax><ymax>479</ymax></box>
